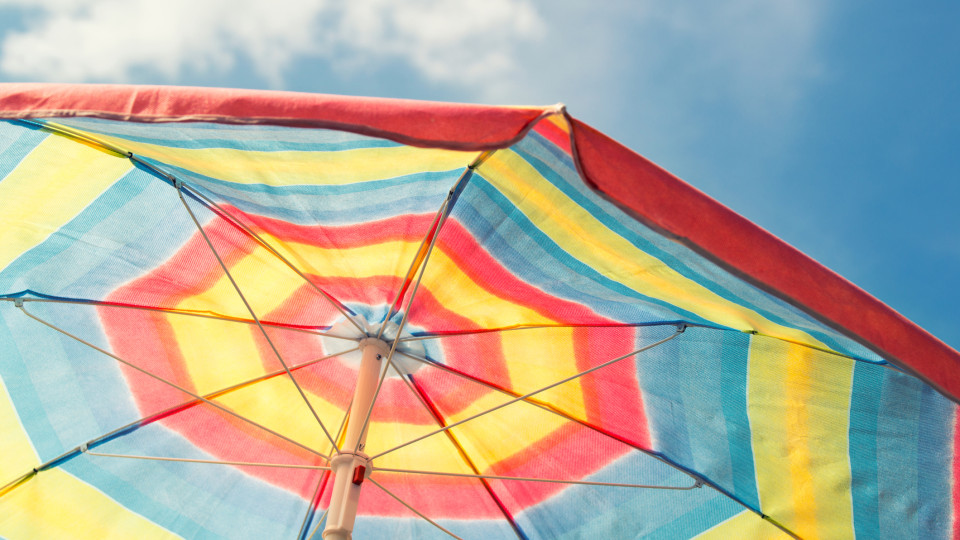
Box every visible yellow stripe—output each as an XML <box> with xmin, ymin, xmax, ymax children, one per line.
<box><xmin>62</xmin><ymin>128</ymin><xmax>475</xmax><ymax>186</ymax></box>
<box><xmin>477</xmin><ymin>150</ymin><xmax>830</xmax><ymax>351</ymax></box>
<box><xmin>267</xmin><ymin>236</ymin><xmax>422</xmax><ymax>286</ymax></box>
<box><xmin>366</xmin><ymin>414</ymin><xmax>477</xmax><ymax>473</ymax></box>
<box><xmin>0</xmin><ymin>469</ymin><xmax>178</xmax><ymax>539</ymax></box>
<box><xmin>443</xmin><ymin>392</ymin><xmax>568</xmax><ymax>472</ymax></box>
<box><xmin>207</xmin><ymin>373</ymin><xmax>475</xmax><ymax>474</ymax></box>
<box><xmin>0</xmin><ymin>134</ymin><xmax>132</xmax><ymax>274</ymax></box>
<box><xmin>747</xmin><ymin>336</ymin><xmax>854</xmax><ymax>539</ymax></box>
<box><xmin>694</xmin><ymin>510</ymin><xmax>792</xmax><ymax>539</ymax></box>
<box><xmin>500</xmin><ymin>329</ymin><xmax>587</xmax><ymax>419</ymax></box>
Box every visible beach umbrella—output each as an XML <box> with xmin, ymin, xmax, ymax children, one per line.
<box><xmin>0</xmin><ymin>84</ymin><xmax>956</xmax><ymax>539</ymax></box>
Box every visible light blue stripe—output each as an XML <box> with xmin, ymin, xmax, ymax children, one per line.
<box><xmin>131</xmin><ymin>155</ymin><xmax>461</xmax><ymax>226</ymax></box>
<box><xmin>0</xmin><ymin>168</ymin><xmax>193</xmax><ymax>300</ymax></box>
<box><xmin>517</xmin><ymin>451</ymin><xmax>745</xmax><ymax>539</ymax></box>
<box><xmin>635</xmin><ymin>326</ymin><xmax>759</xmax><ymax>508</ymax></box>
<box><xmin>352</xmin><ymin>516</ymin><xmax>515</xmax><ymax>540</ymax></box>
<box><xmin>876</xmin><ymin>370</ymin><xmax>923</xmax><ymax>538</ymax></box>
<box><xmin>53</xmin><ymin>117</ymin><xmax>404</xmax><ymax>151</ymax></box>
<box><xmin>0</xmin><ymin>121</ymin><xmax>49</xmax><ymax>181</ymax></box>
<box><xmin>719</xmin><ymin>333</ymin><xmax>759</xmax><ymax>508</ymax></box>
<box><xmin>917</xmin><ymin>383</ymin><xmax>955</xmax><ymax>539</ymax></box>
<box><xmin>848</xmin><ymin>362</ymin><xmax>883</xmax><ymax>539</ymax></box>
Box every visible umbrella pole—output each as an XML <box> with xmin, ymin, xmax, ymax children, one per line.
<box><xmin>323</xmin><ymin>337</ymin><xmax>389</xmax><ymax>540</ymax></box>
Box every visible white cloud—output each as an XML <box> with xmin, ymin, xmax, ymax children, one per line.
<box><xmin>0</xmin><ymin>0</ymin><xmax>543</xmax><ymax>88</ymax></box>
<box><xmin>0</xmin><ymin>0</ymin><xmax>822</xmax><ymax>134</ymax></box>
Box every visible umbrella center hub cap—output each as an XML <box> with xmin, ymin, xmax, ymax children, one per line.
<box><xmin>321</xmin><ymin>314</ymin><xmax>426</xmax><ymax>377</ymax></box>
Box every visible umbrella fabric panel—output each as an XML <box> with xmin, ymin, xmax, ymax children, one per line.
<box><xmin>404</xmin><ymin>325</ymin><xmax>664</xmax><ymax>448</ymax></box>
<box><xmin>419</xmin><ymin>115</ymin><xmax>883</xmax><ymax>362</ymax></box>
<box><xmin>1</xmin><ymin>91</ymin><xmax>958</xmax><ymax>540</ymax></box>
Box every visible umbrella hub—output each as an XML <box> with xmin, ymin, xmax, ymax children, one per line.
<box><xmin>320</xmin><ymin>314</ymin><xmax>427</xmax><ymax>377</ymax></box>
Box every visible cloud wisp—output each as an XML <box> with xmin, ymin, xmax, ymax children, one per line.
<box><xmin>0</xmin><ymin>0</ymin><xmax>543</xmax><ymax>88</ymax></box>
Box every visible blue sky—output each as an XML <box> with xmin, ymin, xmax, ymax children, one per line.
<box><xmin>0</xmin><ymin>0</ymin><xmax>957</xmax><ymax>350</ymax></box>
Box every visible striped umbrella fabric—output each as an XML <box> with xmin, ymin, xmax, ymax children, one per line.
<box><xmin>0</xmin><ymin>84</ymin><xmax>957</xmax><ymax>539</ymax></box>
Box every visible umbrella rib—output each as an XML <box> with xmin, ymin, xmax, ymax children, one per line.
<box><xmin>352</xmin><ymin>163</ymin><xmax>474</xmax><ymax>452</ymax></box>
<box><xmin>176</xmin><ymin>187</ymin><xmax>341</xmax><ymax>453</ymax></box>
<box><xmin>393</xmin><ymin>348</ymin><xmax>699</xmax><ymax>480</ymax></box>
<box><xmin>81</xmin><ymin>449</ymin><xmax>329</xmax><ymax>470</ymax></box>
<box><xmin>372</xmin><ymin>467</ymin><xmax>702</xmax><ymax>490</ymax></box>
<box><xmin>367</xmin><ymin>477</ymin><xmax>464</xmax><ymax>540</ymax></box>
<box><xmin>398</xmin><ymin>322</ymin><xmax>897</xmax><ymax>369</ymax></box>
<box><xmin>174</xmin><ymin>180</ymin><xmax>367</xmax><ymax>336</ymax></box>
<box><xmin>304</xmin><ymin>507</ymin><xmax>330</xmax><ymax>540</ymax></box>
<box><xmin>377</xmin><ymin>151</ymin><xmax>489</xmax><ymax>337</ymax></box>
<box><xmin>397</xmin><ymin>321</ymin><xmax>700</xmax><ymax>342</ymax></box>
<box><xmin>0</xmin><ymin>347</ymin><xmax>354</xmax><ymax>500</ymax></box>
<box><xmin>0</xmin><ymin>297</ymin><xmax>357</xmax><ymax>341</ymax></box>
<box><xmin>25</xmin><ymin>118</ymin><xmax>366</xmax><ymax>336</ymax></box>
<box><xmin>296</xmin><ymin>473</ymin><xmax>328</xmax><ymax>540</ymax></box>
<box><xmin>371</xmin><ymin>326</ymin><xmax>685</xmax><ymax>460</ymax></box>
<box><xmin>378</xmin><ymin>195</ymin><xmax>447</xmax><ymax>337</ymax></box>
<box><xmin>396</xmin><ymin>346</ymin><xmax>802</xmax><ymax>539</ymax></box>
<box><xmin>385</xmin><ymin>358</ymin><xmax>527</xmax><ymax>540</ymax></box>
<box><xmin>0</xmin><ymin>471</ymin><xmax>35</xmax><ymax>499</ymax></box>
<box><xmin>15</xmin><ymin>301</ymin><xmax>331</xmax><ymax>462</ymax></box>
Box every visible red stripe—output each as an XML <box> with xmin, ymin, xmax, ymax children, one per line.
<box><xmin>573</xmin><ymin>327</ymin><xmax>650</xmax><ymax>449</ymax></box>
<box><xmin>228</xmin><ymin>206</ymin><xmax>438</xmax><ymax>250</ymax></box>
<box><xmin>0</xmin><ymin>83</ymin><xmax>548</xmax><ymax>151</ymax></box>
<box><xmin>532</xmin><ymin>115</ymin><xmax>573</xmax><ymax>154</ymax></box>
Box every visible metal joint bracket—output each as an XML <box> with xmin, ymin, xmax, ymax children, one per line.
<box><xmin>79</xmin><ymin>443</ymin><xmax>89</xmax><ymax>453</ymax></box>
<box><xmin>676</xmin><ymin>322</ymin><xmax>687</xmax><ymax>333</ymax></box>
<box><xmin>359</xmin><ymin>337</ymin><xmax>390</xmax><ymax>359</ymax></box>
<box><xmin>13</xmin><ymin>298</ymin><xmax>23</xmax><ymax>308</ymax></box>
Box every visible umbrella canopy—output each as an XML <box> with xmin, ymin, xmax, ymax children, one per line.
<box><xmin>0</xmin><ymin>83</ymin><xmax>957</xmax><ymax>540</ymax></box>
